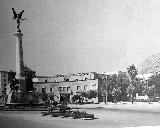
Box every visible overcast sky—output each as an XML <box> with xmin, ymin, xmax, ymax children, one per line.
<box><xmin>1</xmin><ymin>0</ymin><xmax>160</xmax><ymax>75</ymax></box>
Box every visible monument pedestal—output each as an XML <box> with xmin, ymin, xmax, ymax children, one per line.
<box><xmin>17</xmin><ymin>78</ymin><xmax>26</xmax><ymax>93</ymax></box>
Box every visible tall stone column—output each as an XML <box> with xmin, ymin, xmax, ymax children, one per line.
<box><xmin>15</xmin><ymin>32</ymin><xmax>26</xmax><ymax>92</ymax></box>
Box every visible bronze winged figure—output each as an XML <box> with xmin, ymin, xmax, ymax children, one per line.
<box><xmin>12</xmin><ymin>8</ymin><xmax>26</xmax><ymax>32</ymax></box>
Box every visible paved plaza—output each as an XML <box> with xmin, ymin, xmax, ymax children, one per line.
<box><xmin>0</xmin><ymin>102</ymin><xmax>160</xmax><ymax>128</ymax></box>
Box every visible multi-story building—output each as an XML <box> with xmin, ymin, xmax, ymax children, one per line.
<box><xmin>103</xmin><ymin>71</ymin><xmax>127</xmax><ymax>76</ymax></box>
<box><xmin>33</xmin><ymin>72</ymin><xmax>106</xmax><ymax>103</ymax></box>
<box><xmin>23</xmin><ymin>65</ymin><xmax>36</xmax><ymax>79</ymax></box>
<box><xmin>53</xmin><ymin>75</ymin><xmax>67</xmax><ymax>82</ymax></box>
<box><xmin>137</xmin><ymin>73</ymin><xmax>153</xmax><ymax>81</ymax></box>
<box><xmin>0</xmin><ymin>66</ymin><xmax>35</xmax><ymax>94</ymax></box>
<box><xmin>8</xmin><ymin>70</ymin><xmax>16</xmax><ymax>83</ymax></box>
<box><xmin>33</xmin><ymin>75</ymin><xmax>67</xmax><ymax>83</ymax></box>
<box><xmin>33</xmin><ymin>76</ymin><xmax>52</xmax><ymax>83</ymax></box>
<box><xmin>33</xmin><ymin>72</ymin><xmax>98</xmax><ymax>83</ymax></box>
<box><xmin>33</xmin><ymin>79</ymin><xmax>99</xmax><ymax>103</ymax></box>
<box><xmin>0</xmin><ymin>71</ymin><xmax>8</xmax><ymax>95</ymax></box>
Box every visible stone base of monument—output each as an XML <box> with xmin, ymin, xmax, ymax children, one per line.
<box><xmin>5</xmin><ymin>90</ymin><xmax>45</xmax><ymax>111</ymax></box>
<box><xmin>7</xmin><ymin>91</ymin><xmax>32</xmax><ymax>104</ymax></box>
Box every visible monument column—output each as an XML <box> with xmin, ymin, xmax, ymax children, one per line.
<box><xmin>15</xmin><ymin>32</ymin><xmax>26</xmax><ymax>92</ymax></box>
<box><xmin>15</xmin><ymin>32</ymin><xmax>24</xmax><ymax>79</ymax></box>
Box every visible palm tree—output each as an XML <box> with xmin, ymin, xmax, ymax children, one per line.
<box><xmin>127</xmin><ymin>64</ymin><xmax>138</xmax><ymax>104</ymax></box>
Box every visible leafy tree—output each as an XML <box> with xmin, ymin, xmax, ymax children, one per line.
<box><xmin>127</xmin><ymin>64</ymin><xmax>138</xmax><ymax>104</ymax></box>
<box><xmin>107</xmin><ymin>74</ymin><xmax>118</xmax><ymax>102</ymax></box>
<box><xmin>117</xmin><ymin>73</ymin><xmax>130</xmax><ymax>102</ymax></box>
<box><xmin>81</xmin><ymin>91</ymin><xmax>88</xmax><ymax>98</ymax></box>
<box><xmin>145</xmin><ymin>84</ymin><xmax>156</xmax><ymax>103</ymax></box>
<box><xmin>87</xmin><ymin>90</ymin><xmax>97</xmax><ymax>100</ymax></box>
<box><xmin>107</xmin><ymin>73</ymin><xmax>130</xmax><ymax>102</ymax></box>
<box><xmin>60</xmin><ymin>93</ymin><xmax>70</xmax><ymax>103</ymax></box>
<box><xmin>135</xmin><ymin>79</ymin><xmax>146</xmax><ymax>96</ymax></box>
<box><xmin>40</xmin><ymin>92</ymin><xmax>48</xmax><ymax>102</ymax></box>
<box><xmin>48</xmin><ymin>93</ymin><xmax>54</xmax><ymax>101</ymax></box>
<box><xmin>71</xmin><ymin>94</ymin><xmax>81</xmax><ymax>104</ymax></box>
<box><xmin>127</xmin><ymin>77</ymin><xmax>145</xmax><ymax>97</ymax></box>
<box><xmin>107</xmin><ymin>74</ymin><xmax>121</xmax><ymax>102</ymax></box>
<box><xmin>148</xmin><ymin>74</ymin><xmax>160</xmax><ymax>97</ymax></box>
<box><xmin>79</xmin><ymin>90</ymin><xmax>97</xmax><ymax>103</ymax></box>
<box><xmin>97</xmin><ymin>74</ymin><xmax>107</xmax><ymax>103</ymax></box>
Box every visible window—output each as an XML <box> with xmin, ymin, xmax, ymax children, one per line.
<box><xmin>45</xmin><ymin>79</ymin><xmax>47</xmax><ymax>83</ymax></box>
<box><xmin>84</xmin><ymin>85</ymin><xmax>87</xmax><ymax>91</ymax></box>
<box><xmin>92</xmin><ymin>84</ymin><xmax>96</xmax><ymax>87</ymax></box>
<box><xmin>92</xmin><ymin>84</ymin><xmax>96</xmax><ymax>90</ymax></box>
<box><xmin>67</xmin><ymin>87</ymin><xmax>70</xmax><ymax>91</ymax></box>
<box><xmin>4</xmin><ymin>84</ymin><xmax>6</xmax><ymax>86</ymax></box>
<box><xmin>42</xmin><ymin>88</ymin><xmax>46</xmax><ymax>93</ymax></box>
<box><xmin>4</xmin><ymin>79</ymin><xmax>6</xmax><ymax>82</ymax></box>
<box><xmin>65</xmin><ymin>78</ymin><xmax>69</xmax><ymax>81</ymax></box>
<box><xmin>4</xmin><ymin>75</ymin><xmax>5</xmax><ymax>77</ymax></box>
<box><xmin>77</xmin><ymin>86</ymin><xmax>80</xmax><ymax>91</ymax></box>
<box><xmin>50</xmin><ymin>87</ymin><xmax>52</xmax><ymax>92</ymax></box>
<box><xmin>33</xmin><ymin>87</ymin><xmax>38</xmax><ymax>91</ymax></box>
<box><xmin>63</xmin><ymin>87</ymin><xmax>66</xmax><ymax>91</ymax></box>
<box><xmin>59</xmin><ymin>87</ymin><xmax>62</xmax><ymax>92</ymax></box>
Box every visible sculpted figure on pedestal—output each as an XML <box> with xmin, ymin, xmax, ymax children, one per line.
<box><xmin>12</xmin><ymin>8</ymin><xmax>26</xmax><ymax>32</ymax></box>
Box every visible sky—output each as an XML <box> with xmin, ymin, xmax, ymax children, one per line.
<box><xmin>1</xmin><ymin>0</ymin><xmax>160</xmax><ymax>76</ymax></box>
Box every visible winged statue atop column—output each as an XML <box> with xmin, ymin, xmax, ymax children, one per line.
<box><xmin>12</xmin><ymin>8</ymin><xmax>26</xmax><ymax>32</ymax></box>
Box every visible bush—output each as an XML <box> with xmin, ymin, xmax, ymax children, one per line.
<box><xmin>71</xmin><ymin>95</ymin><xmax>81</xmax><ymax>103</ymax></box>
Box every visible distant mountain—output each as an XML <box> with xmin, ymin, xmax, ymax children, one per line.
<box><xmin>138</xmin><ymin>53</ymin><xmax>160</xmax><ymax>74</ymax></box>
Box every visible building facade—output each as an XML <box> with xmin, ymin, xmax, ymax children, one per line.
<box><xmin>33</xmin><ymin>79</ymin><xmax>99</xmax><ymax>103</ymax></box>
<box><xmin>0</xmin><ymin>67</ymin><xmax>35</xmax><ymax>95</ymax></box>
<box><xmin>33</xmin><ymin>72</ymin><xmax>106</xmax><ymax>103</ymax></box>
<box><xmin>33</xmin><ymin>72</ymin><xmax>98</xmax><ymax>83</ymax></box>
<box><xmin>0</xmin><ymin>71</ymin><xmax>8</xmax><ymax>95</ymax></box>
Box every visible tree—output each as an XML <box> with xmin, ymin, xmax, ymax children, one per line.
<box><xmin>81</xmin><ymin>91</ymin><xmax>88</xmax><ymax>98</ymax></box>
<box><xmin>48</xmin><ymin>93</ymin><xmax>54</xmax><ymax>101</ymax></box>
<box><xmin>87</xmin><ymin>90</ymin><xmax>97</xmax><ymax>100</ymax></box>
<box><xmin>97</xmin><ymin>74</ymin><xmax>107</xmax><ymax>103</ymax></box>
<box><xmin>107</xmin><ymin>73</ymin><xmax>130</xmax><ymax>102</ymax></box>
<box><xmin>107</xmin><ymin>74</ymin><xmax>119</xmax><ymax>102</ymax></box>
<box><xmin>117</xmin><ymin>73</ymin><xmax>130</xmax><ymax>102</ymax></box>
<box><xmin>135</xmin><ymin>79</ymin><xmax>146</xmax><ymax>96</ymax></box>
<box><xmin>80</xmin><ymin>90</ymin><xmax>97</xmax><ymax>103</ymax></box>
<box><xmin>127</xmin><ymin>64</ymin><xmax>138</xmax><ymax>104</ymax></box>
<box><xmin>144</xmin><ymin>84</ymin><xmax>156</xmax><ymax>103</ymax></box>
<box><xmin>71</xmin><ymin>94</ymin><xmax>81</xmax><ymax>104</ymax></box>
<box><xmin>40</xmin><ymin>91</ymin><xmax>48</xmax><ymax>102</ymax></box>
<box><xmin>148</xmin><ymin>74</ymin><xmax>160</xmax><ymax>97</ymax></box>
<box><xmin>141</xmin><ymin>75</ymin><xmax>160</xmax><ymax>103</ymax></box>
